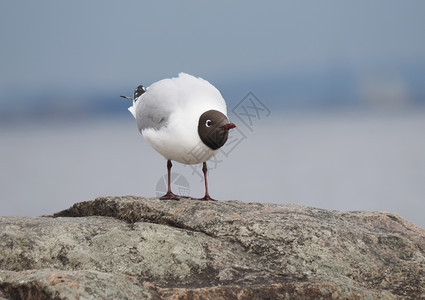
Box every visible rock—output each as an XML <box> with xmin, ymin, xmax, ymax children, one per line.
<box><xmin>1</xmin><ymin>196</ymin><xmax>424</xmax><ymax>299</ymax></box>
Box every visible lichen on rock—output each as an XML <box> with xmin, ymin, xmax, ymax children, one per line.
<box><xmin>1</xmin><ymin>196</ymin><xmax>425</xmax><ymax>299</ymax></box>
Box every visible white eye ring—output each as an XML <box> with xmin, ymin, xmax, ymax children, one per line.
<box><xmin>205</xmin><ymin>120</ymin><xmax>212</xmax><ymax>127</ymax></box>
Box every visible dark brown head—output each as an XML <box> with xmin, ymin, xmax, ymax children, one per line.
<box><xmin>198</xmin><ymin>110</ymin><xmax>236</xmax><ymax>150</ymax></box>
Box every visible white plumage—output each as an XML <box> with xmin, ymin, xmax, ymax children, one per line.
<box><xmin>125</xmin><ymin>72</ymin><xmax>236</xmax><ymax>200</ymax></box>
<box><xmin>129</xmin><ymin>73</ymin><xmax>227</xmax><ymax>164</ymax></box>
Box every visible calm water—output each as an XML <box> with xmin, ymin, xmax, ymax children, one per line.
<box><xmin>1</xmin><ymin>111</ymin><xmax>424</xmax><ymax>228</ymax></box>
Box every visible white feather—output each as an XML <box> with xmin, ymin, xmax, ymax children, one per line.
<box><xmin>128</xmin><ymin>100</ymin><xmax>137</xmax><ymax>118</ymax></box>
<box><xmin>133</xmin><ymin>73</ymin><xmax>228</xmax><ymax>164</ymax></box>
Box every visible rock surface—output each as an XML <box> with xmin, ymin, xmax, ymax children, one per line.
<box><xmin>1</xmin><ymin>196</ymin><xmax>425</xmax><ymax>299</ymax></box>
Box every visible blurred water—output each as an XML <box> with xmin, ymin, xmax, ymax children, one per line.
<box><xmin>1</xmin><ymin>111</ymin><xmax>424</xmax><ymax>228</ymax></box>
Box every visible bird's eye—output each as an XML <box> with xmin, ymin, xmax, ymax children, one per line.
<box><xmin>205</xmin><ymin>120</ymin><xmax>212</xmax><ymax>127</ymax></box>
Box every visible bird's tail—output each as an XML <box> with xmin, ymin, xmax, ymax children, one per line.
<box><xmin>128</xmin><ymin>101</ymin><xmax>137</xmax><ymax>118</ymax></box>
<box><xmin>120</xmin><ymin>85</ymin><xmax>146</xmax><ymax>119</ymax></box>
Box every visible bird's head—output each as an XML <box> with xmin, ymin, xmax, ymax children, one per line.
<box><xmin>198</xmin><ymin>110</ymin><xmax>236</xmax><ymax>150</ymax></box>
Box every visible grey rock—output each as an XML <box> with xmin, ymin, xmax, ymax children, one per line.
<box><xmin>1</xmin><ymin>196</ymin><xmax>424</xmax><ymax>299</ymax></box>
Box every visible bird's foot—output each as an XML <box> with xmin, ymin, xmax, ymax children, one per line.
<box><xmin>160</xmin><ymin>192</ymin><xmax>180</xmax><ymax>200</ymax></box>
<box><xmin>197</xmin><ymin>195</ymin><xmax>217</xmax><ymax>201</ymax></box>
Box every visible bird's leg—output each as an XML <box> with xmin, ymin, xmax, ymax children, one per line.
<box><xmin>198</xmin><ymin>162</ymin><xmax>217</xmax><ymax>201</ymax></box>
<box><xmin>160</xmin><ymin>160</ymin><xmax>180</xmax><ymax>200</ymax></box>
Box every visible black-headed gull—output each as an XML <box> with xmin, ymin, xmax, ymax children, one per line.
<box><xmin>121</xmin><ymin>73</ymin><xmax>236</xmax><ymax>201</ymax></box>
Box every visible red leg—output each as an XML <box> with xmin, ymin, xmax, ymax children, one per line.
<box><xmin>160</xmin><ymin>160</ymin><xmax>180</xmax><ymax>200</ymax></box>
<box><xmin>198</xmin><ymin>162</ymin><xmax>217</xmax><ymax>201</ymax></box>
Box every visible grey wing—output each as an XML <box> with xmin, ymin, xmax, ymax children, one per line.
<box><xmin>136</xmin><ymin>95</ymin><xmax>171</xmax><ymax>131</ymax></box>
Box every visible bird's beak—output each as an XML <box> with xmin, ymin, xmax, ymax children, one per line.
<box><xmin>221</xmin><ymin>122</ymin><xmax>236</xmax><ymax>131</ymax></box>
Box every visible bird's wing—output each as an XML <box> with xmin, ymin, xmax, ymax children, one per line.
<box><xmin>136</xmin><ymin>78</ymin><xmax>178</xmax><ymax>131</ymax></box>
<box><xmin>135</xmin><ymin>73</ymin><xmax>227</xmax><ymax>131</ymax></box>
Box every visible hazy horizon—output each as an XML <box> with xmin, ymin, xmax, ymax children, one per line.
<box><xmin>1</xmin><ymin>110</ymin><xmax>425</xmax><ymax>229</ymax></box>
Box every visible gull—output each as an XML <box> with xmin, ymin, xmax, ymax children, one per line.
<box><xmin>121</xmin><ymin>73</ymin><xmax>236</xmax><ymax>200</ymax></box>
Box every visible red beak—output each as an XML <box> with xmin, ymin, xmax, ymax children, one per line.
<box><xmin>221</xmin><ymin>122</ymin><xmax>236</xmax><ymax>131</ymax></box>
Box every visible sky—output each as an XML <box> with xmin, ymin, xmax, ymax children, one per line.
<box><xmin>1</xmin><ymin>1</ymin><xmax>425</xmax><ymax>97</ymax></box>
<box><xmin>1</xmin><ymin>1</ymin><xmax>425</xmax><ymax>228</ymax></box>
